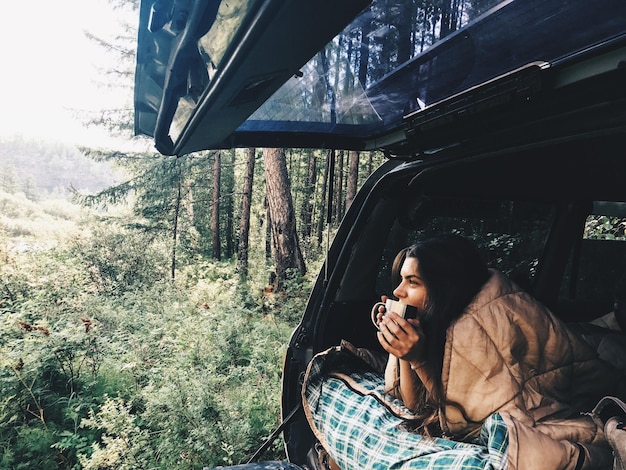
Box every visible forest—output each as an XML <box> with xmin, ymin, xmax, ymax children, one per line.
<box><xmin>0</xmin><ymin>135</ymin><xmax>385</xmax><ymax>468</ymax></box>
<box><xmin>1</xmin><ymin>0</ymin><xmax>498</xmax><ymax>468</ymax></box>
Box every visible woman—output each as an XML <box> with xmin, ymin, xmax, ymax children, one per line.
<box><xmin>376</xmin><ymin>234</ymin><xmax>489</xmax><ymax>435</ymax></box>
<box><xmin>303</xmin><ymin>234</ymin><xmax>623</xmax><ymax>469</ymax></box>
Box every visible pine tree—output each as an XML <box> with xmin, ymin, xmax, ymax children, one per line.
<box><xmin>263</xmin><ymin>148</ymin><xmax>306</xmax><ymax>290</ymax></box>
<box><xmin>237</xmin><ymin>148</ymin><xmax>256</xmax><ymax>278</ymax></box>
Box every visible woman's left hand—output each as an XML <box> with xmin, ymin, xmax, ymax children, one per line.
<box><xmin>377</xmin><ymin>312</ymin><xmax>426</xmax><ymax>363</ymax></box>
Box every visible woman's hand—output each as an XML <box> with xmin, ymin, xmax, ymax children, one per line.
<box><xmin>374</xmin><ymin>295</ymin><xmax>388</xmax><ymax>328</ymax></box>
<box><xmin>377</xmin><ymin>312</ymin><xmax>426</xmax><ymax>364</ymax></box>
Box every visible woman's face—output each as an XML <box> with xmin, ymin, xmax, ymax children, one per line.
<box><xmin>392</xmin><ymin>256</ymin><xmax>427</xmax><ymax>312</ymax></box>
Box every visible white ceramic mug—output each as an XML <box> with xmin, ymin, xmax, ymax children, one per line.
<box><xmin>371</xmin><ymin>298</ymin><xmax>415</xmax><ymax>329</ymax></box>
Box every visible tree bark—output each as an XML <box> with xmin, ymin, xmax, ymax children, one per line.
<box><xmin>440</xmin><ymin>0</ymin><xmax>460</xmax><ymax>39</ymax></box>
<box><xmin>346</xmin><ymin>150</ymin><xmax>359</xmax><ymax>211</ymax></box>
<box><xmin>334</xmin><ymin>150</ymin><xmax>344</xmax><ymax>221</ymax></box>
<box><xmin>317</xmin><ymin>150</ymin><xmax>332</xmax><ymax>245</ymax></box>
<box><xmin>171</xmin><ymin>175</ymin><xmax>181</xmax><ymax>280</ymax></box>
<box><xmin>184</xmin><ymin>177</ymin><xmax>200</xmax><ymax>253</ymax></box>
<box><xmin>396</xmin><ymin>1</ymin><xmax>412</xmax><ymax>64</ymax></box>
<box><xmin>263</xmin><ymin>148</ymin><xmax>306</xmax><ymax>290</ymax></box>
<box><xmin>237</xmin><ymin>148</ymin><xmax>256</xmax><ymax>278</ymax></box>
<box><xmin>265</xmin><ymin>196</ymin><xmax>272</xmax><ymax>261</ymax></box>
<box><xmin>211</xmin><ymin>151</ymin><xmax>221</xmax><ymax>260</ymax></box>
<box><xmin>358</xmin><ymin>8</ymin><xmax>372</xmax><ymax>87</ymax></box>
<box><xmin>368</xmin><ymin>150</ymin><xmax>375</xmax><ymax>175</ymax></box>
<box><xmin>300</xmin><ymin>149</ymin><xmax>317</xmax><ymax>238</ymax></box>
<box><xmin>223</xmin><ymin>149</ymin><xmax>235</xmax><ymax>258</ymax></box>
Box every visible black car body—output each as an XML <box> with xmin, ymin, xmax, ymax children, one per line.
<box><xmin>134</xmin><ymin>0</ymin><xmax>626</xmax><ymax>467</ymax></box>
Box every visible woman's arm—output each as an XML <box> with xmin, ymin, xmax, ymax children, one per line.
<box><xmin>378</xmin><ymin>313</ymin><xmax>432</xmax><ymax>409</ymax></box>
<box><xmin>400</xmin><ymin>359</ymin><xmax>434</xmax><ymax>409</ymax></box>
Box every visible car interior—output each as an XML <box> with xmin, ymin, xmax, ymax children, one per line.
<box><xmin>280</xmin><ymin>136</ymin><xmax>626</xmax><ymax>468</ymax></box>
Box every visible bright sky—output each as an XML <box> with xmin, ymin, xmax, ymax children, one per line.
<box><xmin>0</xmin><ymin>0</ymin><xmax>137</xmax><ymax>147</ymax></box>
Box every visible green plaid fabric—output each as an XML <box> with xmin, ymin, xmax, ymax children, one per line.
<box><xmin>304</xmin><ymin>351</ymin><xmax>508</xmax><ymax>469</ymax></box>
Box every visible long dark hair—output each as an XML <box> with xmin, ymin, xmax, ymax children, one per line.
<box><xmin>391</xmin><ymin>234</ymin><xmax>489</xmax><ymax>435</ymax></box>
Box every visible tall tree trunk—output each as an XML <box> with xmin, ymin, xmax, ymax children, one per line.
<box><xmin>396</xmin><ymin>2</ymin><xmax>412</xmax><ymax>64</ymax></box>
<box><xmin>263</xmin><ymin>148</ymin><xmax>306</xmax><ymax>290</ymax></box>
<box><xmin>223</xmin><ymin>149</ymin><xmax>235</xmax><ymax>258</ymax></box>
<box><xmin>334</xmin><ymin>150</ymin><xmax>345</xmax><ymax>222</ymax></box>
<box><xmin>237</xmin><ymin>147</ymin><xmax>256</xmax><ymax>278</ymax></box>
<box><xmin>319</xmin><ymin>47</ymin><xmax>337</xmax><ymax>124</ymax></box>
<box><xmin>333</xmin><ymin>33</ymin><xmax>344</xmax><ymax>101</ymax></box>
<box><xmin>171</xmin><ymin>175</ymin><xmax>182</xmax><ymax>280</ymax></box>
<box><xmin>300</xmin><ymin>150</ymin><xmax>317</xmax><ymax>238</ymax></box>
<box><xmin>358</xmin><ymin>9</ymin><xmax>372</xmax><ymax>87</ymax></box>
<box><xmin>211</xmin><ymin>151</ymin><xmax>221</xmax><ymax>260</ymax></box>
<box><xmin>346</xmin><ymin>150</ymin><xmax>359</xmax><ymax>210</ymax></box>
<box><xmin>184</xmin><ymin>177</ymin><xmax>200</xmax><ymax>253</ymax></box>
<box><xmin>265</xmin><ymin>197</ymin><xmax>272</xmax><ymax>261</ymax></box>
<box><xmin>440</xmin><ymin>1</ymin><xmax>451</xmax><ymax>39</ymax></box>
<box><xmin>317</xmin><ymin>150</ymin><xmax>332</xmax><ymax>245</ymax></box>
<box><xmin>368</xmin><ymin>150</ymin><xmax>375</xmax><ymax>175</ymax></box>
<box><xmin>378</xmin><ymin>0</ymin><xmax>394</xmax><ymax>77</ymax></box>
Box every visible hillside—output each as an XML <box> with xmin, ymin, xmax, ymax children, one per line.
<box><xmin>0</xmin><ymin>134</ymin><xmax>119</xmax><ymax>198</ymax></box>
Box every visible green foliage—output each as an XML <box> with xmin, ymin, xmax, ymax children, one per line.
<box><xmin>0</xmin><ymin>191</ymin><xmax>81</xmax><ymax>240</ymax></box>
<box><xmin>78</xmin><ymin>397</ymin><xmax>152</xmax><ymax>469</ymax></box>
<box><xmin>68</xmin><ymin>221</ymin><xmax>170</xmax><ymax>294</ymax></box>
<box><xmin>0</xmin><ymin>190</ymin><xmax>315</xmax><ymax>469</ymax></box>
<box><xmin>585</xmin><ymin>215</ymin><xmax>626</xmax><ymax>241</ymax></box>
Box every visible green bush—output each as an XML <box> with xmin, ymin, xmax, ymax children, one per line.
<box><xmin>68</xmin><ymin>223</ymin><xmax>170</xmax><ymax>295</ymax></box>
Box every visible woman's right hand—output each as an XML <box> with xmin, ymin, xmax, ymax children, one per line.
<box><xmin>377</xmin><ymin>311</ymin><xmax>426</xmax><ymax>364</ymax></box>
